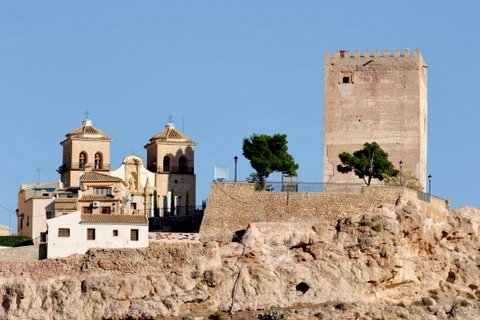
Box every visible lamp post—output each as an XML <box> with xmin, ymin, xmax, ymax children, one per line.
<box><xmin>428</xmin><ymin>175</ymin><xmax>432</xmax><ymax>196</ymax></box>
<box><xmin>234</xmin><ymin>156</ymin><xmax>238</xmax><ymax>182</ymax></box>
<box><xmin>399</xmin><ymin>161</ymin><xmax>403</xmax><ymax>186</ymax></box>
<box><xmin>149</xmin><ymin>193</ymin><xmax>153</xmax><ymax>217</ymax></box>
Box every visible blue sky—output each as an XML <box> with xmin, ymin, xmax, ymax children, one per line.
<box><xmin>1</xmin><ymin>1</ymin><xmax>479</xmax><ymax>232</ymax></box>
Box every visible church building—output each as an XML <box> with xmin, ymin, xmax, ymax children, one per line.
<box><xmin>17</xmin><ymin>118</ymin><xmax>197</xmax><ymax>243</ymax></box>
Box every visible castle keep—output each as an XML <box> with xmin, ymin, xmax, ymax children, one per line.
<box><xmin>323</xmin><ymin>49</ymin><xmax>427</xmax><ymax>189</ymax></box>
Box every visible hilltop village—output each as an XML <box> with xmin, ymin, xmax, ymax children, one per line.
<box><xmin>15</xmin><ymin>119</ymin><xmax>199</xmax><ymax>258</ymax></box>
<box><xmin>0</xmin><ymin>49</ymin><xmax>479</xmax><ymax>319</ymax></box>
<box><xmin>6</xmin><ymin>48</ymin><xmax>430</xmax><ymax>258</ymax></box>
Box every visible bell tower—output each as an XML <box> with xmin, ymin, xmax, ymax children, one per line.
<box><xmin>144</xmin><ymin>122</ymin><xmax>197</xmax><ymax>210</ymax></box>
<box><xmin>58</xmin><ymin>118</ymin><xmax>112</xmax><ymax>188</ymax></box>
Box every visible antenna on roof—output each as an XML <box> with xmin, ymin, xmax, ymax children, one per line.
<box><xmin>169</xmin><ymin>114</ymin><xmax>173</xmax><ymax>123</ymax></box>
<box><xmin>84</xmin><ymin>111</ymin><xmax>90</xmax><ymax>119</ymax></box>
<box><xmin>36</xmin><ymin>168</ymin><xmax>41</xmax><ymax>184</ymax></box>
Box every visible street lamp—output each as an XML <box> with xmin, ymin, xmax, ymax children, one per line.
<box><xmin>234</xmin><ymin>156</ymin><xmax>238</xmax><ymax>182</ymax></box>
<box><xmin>428</xmin><ymin>174</ymin><xmax>432</xmax><ymax>195</ymax></box>
<box><xmin>399</xmin><ymin>161</ymin><xmax>403</xmax><ymax>186</ymax></box>
<box><xmin>149</xmin><ymin>193</ymin><xmax>153</xmax><ymax>217</ymax></box>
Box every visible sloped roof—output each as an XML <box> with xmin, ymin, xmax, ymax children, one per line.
<box><xmin>81</xmin><ymin>171</ymin><xmax>123</xmax><ymax>183</ymax></box>
<box><xmin>81</xmin><ymin>214</ymin><xmax>148</xmax><ymax>224</ymax></box>
<box><xmin>79</xmin><ymin>194</ymin><xmax>116</xmax><ymax>202</ymax></box>
<box><xmin>62</xmin><ymin>119</ymin><xmax>112</xmax><ymax>142</ymax></box>
<box><xmin>54</xmin><ymin>198</ymin><xmax>78</xmax><ymax>211</ymax></box>
<box><xmin>147</xmin><ymin>123</ymin><xmax>196</xmax><ymax>145</ymax></box>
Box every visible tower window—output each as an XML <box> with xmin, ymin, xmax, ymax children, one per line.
<box><xmin>79</xmin><ymin>152</ymin><xmax>87</xmax><ymax>169</ymax></box>
<box><xmin>343</xmin><ymin>76</ymin><xmax>350</xmax><ymax>84</ymax></box>
<box><xmin>163</xmin><ymin>156</ymin><xmax>171</xmax><ymax>172</ymax></box>
<box><xmin>179</xmin><ymin>156</ymin><xmax>188</xmax><ymax>172</ymax></box>
<box><xmin>94</xmin><ymin>152</ymin><xmax>102</xmax><ymax>169</ymax></box>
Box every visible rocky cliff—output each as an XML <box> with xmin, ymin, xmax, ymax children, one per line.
<box><xmin>1</xmin><ymin>195</ymin><xmax>479</xmax><ymax>319</ymax></box>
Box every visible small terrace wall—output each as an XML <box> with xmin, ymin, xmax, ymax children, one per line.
<box><xmin>199</xmin><ymin>182</ymin><xmax>447</xmax><ymax>242</ymax></box>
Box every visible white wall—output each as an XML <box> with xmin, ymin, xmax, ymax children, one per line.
<box><xmin>47</xmin><ymin>211</ymin><xmax>148</xmax><ymax>259</ymax></box>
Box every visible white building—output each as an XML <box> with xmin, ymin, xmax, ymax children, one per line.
<box><xmin>0</xmin><ymin>224</ymin><xmax>11</xmax><ymax>236</ymax></box>
<box><xmin>46</xmin><ymin>211</ymin><xmax>148</xmax><ymax>259</ymax></box>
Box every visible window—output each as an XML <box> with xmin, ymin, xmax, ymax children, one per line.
<box><xmin>79</xmin><ymin>152</ymin><xmax>87</xmax><ymax>169</ymax></box>
<box><xmin>87</xmin><ymin>228</ymin><xmax>96</xmax><ymax>240</ymax></box>
<box><xmin>94</xmin><ymin>152</ymin><xmax>102</xmax><ymax>169</ymax></box>
<box><xmin>130</xmin><ymin>229</ymin><xmax>139</xmax><ymax>241</ymax></box>
<box><xmin>101</xmin><ymin>206</ymin><xmax>111</xmax><ymax>214</ymax></box>
<box><xmin>179</xmin><ymin>156</ymin><xmax>188</xmax><ymax>172</ymax></box>
<box><xmin>93</xmin><ymin>187</ymin><xmax>112</xmax><ymax>195</ymax></box>
<box><xmin>163</xmin><ymin>156</ymin><xmax>170</xmax><ymax>172</ymax></box>
<box><xmin>113</xmin><ymin>230</ymin><xmax>118</xmax><ymax>237</ymax></box>
<box><xmin>58</xmin><ymin>228</ymin><xmax>70</xmax><ymax>237</ymax></box>
<box><xmin>343</xmin><ymin>76</ymin><xmax>350</xmax><ymax>83</ymax></box>
<box><xmin>26</xmin><ymin>216</ymin><xmax>29</xmax><ymax>226</ymax></box>
<box><xmin>83</xmin><ymin>206</ymin><xmax>93</xmax><ymax>214</ymax></box>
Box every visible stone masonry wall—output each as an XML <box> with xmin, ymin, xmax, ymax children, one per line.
<box><xmin>0</xmin><ymin>244</ymin><xmax>40</xmax><ymax>262</ymax></box>
<box><xmin>199</xmin><ymin>182</ymin><xmax>447</xmax><ymax>242</ymax></box>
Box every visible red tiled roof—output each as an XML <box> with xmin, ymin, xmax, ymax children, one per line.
<box><xmin>81</xmin><ymin>172</ymin><xmax>123</xmax><ymax>183</ymax></box>
<box><xmin>66</xmin><ymin>119</ymin><xmax>111</xmax><ymax>140</ymax></box>
<box><xmin>148</xmin><ymin>123</ymin><xmax>196</xmax><ymax>145</ymax></box>
<box><xmin>80</xmin><ymin>194</ymin><xmax>117</xmax><ymax>201</ymax></box>
<box><xmin>81</xmin><ymin>214</ymin><xmax>148</xmax><ymax>224</ymax></box>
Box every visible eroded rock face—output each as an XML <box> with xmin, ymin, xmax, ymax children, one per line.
<box><xmin>1</xmin><ymin>197</ymin><xmax>479</xmax><ymax>319</ymax></box>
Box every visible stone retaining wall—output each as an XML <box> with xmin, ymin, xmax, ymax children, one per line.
<box><xmin>0</xmin><ymin>244</ymin><xmax>40</xmax><ymax>262</ymax></box>
<box><xmin>199</xmin><ymin>182</ymin><xmax>447</xmax><ymax>242</ymax></box>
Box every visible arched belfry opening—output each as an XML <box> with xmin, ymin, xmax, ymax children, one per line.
<box><xmin>163</xmin><ymin>155</ymin><xmax>171</xmax><ymax>172</ymax></box>
<box><xmin>79</xmin><ymin>152</ymin><xmax>87</xmax><ymax>170</ymax></box>
<box><xmin>179</xmin><ymin>156</ymin><xmax>188</xmax><ymax>173</ymax></box>
<box><xmin>94</xmin><ymin>152</ymin><xmax>103</xmax><ymax>170</ymax></box>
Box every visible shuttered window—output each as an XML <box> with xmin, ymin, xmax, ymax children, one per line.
<box><xmin>58</xmin><ymin>228</ymin><xmax>70</xmax><ymax>237</ymax></box>
<box><xmin>130</xmin><ymin>229</ymin><xmax>139</xmax><ymax>241</ymax></box>
<box><xmin>87</xmin><ymin>228</ymin><xmax>96</xmax><ymax>240</ymax></box>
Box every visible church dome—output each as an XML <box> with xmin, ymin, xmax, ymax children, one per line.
<box><xmin>63</xmin><ymin>119</ymin><xmax>112</xmax><ymax>141</ymax></box>
<box><xmin>147</xmin><ymin>122</ymin><xmax>196</xmax><ymax>145</ymax></box>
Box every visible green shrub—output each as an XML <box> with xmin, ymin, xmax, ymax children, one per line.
<box><xmin>0</xmin><ymin>236</ymin><xmax>33</xmax><ymax>247</ymax></box>
<box><xmin>257</xmin><ymin>307</ymin><xmax>285</xmax><ymax>320</ymax></box>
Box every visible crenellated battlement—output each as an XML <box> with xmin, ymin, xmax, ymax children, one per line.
<box><xmin>325</xmin><ymin>48</ymin><xmax>422</xmax><ymax>60</ymax></box>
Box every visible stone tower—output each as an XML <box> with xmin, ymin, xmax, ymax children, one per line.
<box><xmin>58</xmin><ymin>118</ymin><xmax>112</xmax><ymax>188</ymax></box>
<box><xmin>323</xmin><ymin>49</ymin><xmax>427</xmax><ymax>189</ymax></box>
<box><xmin>144</xmin><ymin>122</ymin><xmax>197</xmax><ymax>211</ymax></box>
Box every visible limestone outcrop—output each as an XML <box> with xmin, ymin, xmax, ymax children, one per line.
<box><xmin>1</xmin><ymin>195</ymin><xmax>479</xmax><ymax>319</ymax></box>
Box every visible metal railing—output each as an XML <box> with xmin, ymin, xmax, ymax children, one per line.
<box><xmin>147</xmin><ymin>166</ymin><xmax>194</xmax><ymax>174</ymax></box>
<box><xmin>249</xmin><ymin>181</ymin><xmax>365</xmax><ymax>194</ymax></box>
<box><xmin>128</xmin><ymin>205</ymin><xmax>205</xmax><ymax>217</ymax></box>
<box><xmin>223</xmin><ymin>180</ymin><xmax>446</xmax><ymax>205</ymax></box>
<box><xmin>57</xmin><ymin>162</ymin><xmax>110</xmax><ymax>173</ymax></box>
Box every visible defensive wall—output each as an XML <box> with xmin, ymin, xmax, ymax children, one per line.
<box><xmin>199</xmin><ymin>182</ymin><xmax>448</xmax><ymax>242</ymax></box>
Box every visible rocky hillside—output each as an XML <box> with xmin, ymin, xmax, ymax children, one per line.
<box><xmin>0</xmin><ymin>195</ymin><xmax>479</xmax><ymax>319</ymax></box>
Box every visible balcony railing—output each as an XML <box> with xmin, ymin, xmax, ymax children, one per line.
<box><xmin>57</xmin><ymin>162</ymin><xmax>111</xmax><ymax>173</ymax></box>
<box><xmin>249</xmin><ymin>181</ymin><xmax>365</xmax><ymax>194</ymax></box>
<box><xmin>147</xmin><ymin>166</ymin><xmax>194</xmax><ymax>174</ymax></box>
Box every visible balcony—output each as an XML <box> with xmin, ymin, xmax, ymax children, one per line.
<box><xmin>147</xmin><ymin>166</ymin><xmax>194</xmax><ymax>174</ymax></box>
<box><xmin>57</xmin><ymin>162</ymin><xmax>111</xmax><ymax>173</ymax></box>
